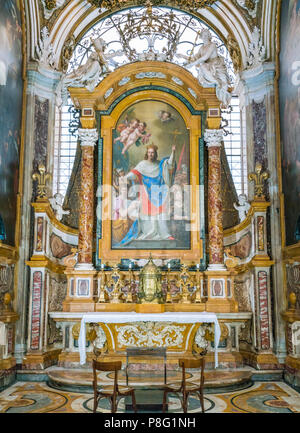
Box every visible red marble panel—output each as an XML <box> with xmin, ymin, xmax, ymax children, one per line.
<box><xmin>258</xmin><ymin>271</ymin><xmax>270</xmax><ymax>350</ymax></box>
<box><xmin>30</xmin><ymin>271</ymin><xmax>42</xmax><ymax>350</ymax></box>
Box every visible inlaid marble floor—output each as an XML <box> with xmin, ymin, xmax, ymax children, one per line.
<box><xmin>0</xmin><ymin>381</ymin><xmax>300</xmax><ymax>413</ymax></box>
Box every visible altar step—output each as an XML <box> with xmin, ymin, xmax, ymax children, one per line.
<box><xmin>39</xmin><ymin>368</ymin><xmax>261</xmax><ymax>394</ymax></box>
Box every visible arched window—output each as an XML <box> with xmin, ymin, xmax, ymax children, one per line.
<box><xmin>53</xmin><ymin>6</ymin><xmax>245</xmax><ymax>199</ymax></box>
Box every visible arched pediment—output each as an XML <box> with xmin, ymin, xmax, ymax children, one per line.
<box><xmin>68</xmin><ymin>61</ymin><xmax>221</xmax><ymax>113</ymax></box>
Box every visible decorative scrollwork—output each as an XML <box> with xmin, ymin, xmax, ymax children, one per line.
<box><xmin>115</xmin><ymin>321</ymin><xmax>186</xmax><ymax>347</ymax></box>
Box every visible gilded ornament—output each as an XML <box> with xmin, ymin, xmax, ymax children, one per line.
<box><xmin>204</xmin><ymin>323</ymin><xmax>228</xmax><ymax>342</ymax></box>
<box><xmin>137</xmin><ymin>255</ymin><xmax>164</xmax><ymax>304</ymax></box>
<box><xmin>3</xmin><ymin>292</ymin><xmax>12</xmax><ymax>312</ymax></box>
<box><xmin>227</xmin><ymin>35</ymin><xmax>242</xmax><ymax>71</ymax></box>
<box><xmin>115</xmin><ymin>322</ymin><xmax>186</xmax><ymax>348</ymax></box>
<box><xmin>45</xmin><ymin>0</ymin><xmax>56</xmax><ymax>9</ymax></box>
<box><xmin>86</xmin><ymin>0</ymin><xmax>218</xmax><ymax>13</ymax></box>
<box><xmin>224</xmin><ymin>248</ymin><xmax>241</xmax><ymax>270</ymax></box>
<box><xmin>61</xmin><ymin>36</ymin><xmax>76</xmax><ymax>73</ymax></box>
<box><xmin>248</xmin><ymin>162</ymin><xmax>269</xmax><ymax>200</ymax></box>
<box><xmin>72</xmin><ymin>322</ymin><xmax>97</xmax><ymax>342</ymax></box>
<box><xmin>175</xmin><ymin>264</ymin><xmax>194</xmax><ymax>304</ymax></box>
<box><xmin>107</xmin><ymin>266</ymin><xmax>125</xmax><ymax>303</ymax></box>
<box><xmin>32</xmin><ymin>163</ymin><xmax>52</xmax><ymax>200</ymax></box>
<box><xmin>63</xmin><ymin>248</ymin><xmax>78</xmax><ymax>270</ymax></box>
<box><xmin>289</xmin><ymin>292</ymin><xmax>297</xmax><ymax>311</ymax></box>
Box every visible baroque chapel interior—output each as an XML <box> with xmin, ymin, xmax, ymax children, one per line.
<box><xmin>0</xmin><ymin>0</ymin><xmax>300</xmax><ymax>415</ymax></box>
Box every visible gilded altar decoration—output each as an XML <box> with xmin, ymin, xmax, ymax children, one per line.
<box><xmin>289</xmin><ymin>292</ymin><xmax>297</xmax><ymax>311</ymax></box>
<box><xmin>175</xmin><ymin>264</ymin><xmax>194</xmax><ymax>304</ymax></box>
<box><xmin>248</xmin><ymin>162</ymin><xmax>269</xmax><ymax>200</ymax></box>
<box><xmin>107</xmin><ymin>266</ymin><xmax>125</xmax><ymax>303</ymax></box>
<box><xmin>32</xmin><ymin>163</ymin><xmax>52</xmax><ymax>200</ymax></box>
<box><xmin>137</xmin><ymin>256</ymin><xmax>164</xmax><ymax>304</ymax></box>
<box><xmin>72</xmin><ymin>322</ymin><xmax>97</xmax><ymax>342</ymax></box>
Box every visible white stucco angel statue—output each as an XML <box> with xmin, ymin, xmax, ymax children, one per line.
<box><xmin>56</xmin><ymin>36</ymin><xmax>124</xmax><ymax>107</ymax></box>
<box><xmin>176</xmin><ymin>29</ymin><xmax>231</xmax><ymax>107</ymax></box>
<box><xmin>49</xmin><ymin>193</ymin><xmax>70</xmax><ymax>221</ymax></box>
<box><xmin>234</xmin><ymin>194</ymin><xmax>251</xmax><ymax>222</ymax></box>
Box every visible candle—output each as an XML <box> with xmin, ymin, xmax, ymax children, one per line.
<box><xmin>168</xmin><ymin>262</ymin><xmax>171</xmax><ymax>270</ymax></box>
<box><xmin>196</xmin><ymin>264</ymin><xmax>200</xmax><ymax>270</ymax></box>
<box><xmin>101</xmin><ymin>263</ymin><xmax>105</xmax><ymax>270</ymax></box>
<box><xmin>129</xmin><ymin>263</ymin><xmax>132</xmax><ymax>270</ymax></box>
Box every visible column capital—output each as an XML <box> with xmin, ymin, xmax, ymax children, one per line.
<box><xmin>204</xmin><ymin>129</ymin><xmax>224</xmax><ymax>148</ymax></box>
<box><xmin>78</xmin><ymin>128</ymin><xmax>98</xmax><ymax>147</ymax></box>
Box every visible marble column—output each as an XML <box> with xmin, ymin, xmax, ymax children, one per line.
<box><xmin>204</xmin><ymin>129</ymin><xmax>225</xmax><ymax>271</ymax></box>
<box><xmin>77</xmin><ymin>128</ymin><xmax>98</xmax><ymax>269</ymax></box>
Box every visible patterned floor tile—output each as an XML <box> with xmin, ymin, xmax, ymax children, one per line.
<box><xmin>0</xmin><ymin>381</ymin><xmax>299</xmax><ymax>413</ymax></box>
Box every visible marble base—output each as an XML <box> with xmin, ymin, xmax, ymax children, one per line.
<box><xmin>22</xmin><ymin>349</ymin><xmax>62</xmax><ymax>370</ymax></box>
<box><xmin>240</xmin><ymin>351</ymin><xmax>280</xmax><ymax>370</ymax></box>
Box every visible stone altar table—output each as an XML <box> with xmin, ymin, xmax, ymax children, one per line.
<box><xmin>78</xmin><ymin>312</ymin><xmax>221</xmax><ymax>367</ymax></box>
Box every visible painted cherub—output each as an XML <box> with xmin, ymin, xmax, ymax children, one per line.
<box><xmin>114</xmin><ymin>118</ymin><xmax>139</xmax><ymax>146</ymax></box>
<box><xmin>121</xmin><ymin>122</ymin><xmax>151</xmax><ymax>154</ymax></box>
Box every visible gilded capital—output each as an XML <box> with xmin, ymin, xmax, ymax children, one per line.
<box><xmin>78</xmin><ymin>128</ymin><xmax>98</xmax><ymax>147</ymax></box>
<box><xmin>204</xmin><ymin>129</ymin><xmax>224</xmax><ymax>148</ymax></box>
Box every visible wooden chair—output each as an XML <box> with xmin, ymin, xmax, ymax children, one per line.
<box><xmin>92</xmin><ymin>359</ymin><xmax>137</xmax><ymax>413</ymax></box>
<box><xmin>163</xmin><ymin>357</ymin><xmax>205</xmax><ymax>413</ymax></box>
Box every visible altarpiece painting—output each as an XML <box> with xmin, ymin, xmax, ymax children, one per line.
<box><xmin>111</xmin><ymin>100</ymin><xmax>190</xmax><ymax>250</ymax></box>
<box><xmin>96</xmin><ymin>90</ymin><xmax>206</xmax><ymax>265</ymax></box>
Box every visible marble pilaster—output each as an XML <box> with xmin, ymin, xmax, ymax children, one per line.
<box><xmin>77</xmin><ymin>128</ymin><xmax>98</xmax><ymax>269</ymax></box>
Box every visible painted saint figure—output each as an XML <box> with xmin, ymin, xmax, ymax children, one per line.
<box><xmin>117</xmin><ymin>143</ymin><xmax>177</xmax><ymax>246</ymax></box>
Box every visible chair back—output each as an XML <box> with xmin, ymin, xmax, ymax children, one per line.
<box><xmin>178</xmin><ymin>357</ymin><xmax>205</xmax><ymax>388</ymax></box>
<box><xmin>92</xmin><ymin>360</ymin><xmax>122</xmax><ymax>394</ymax></box>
